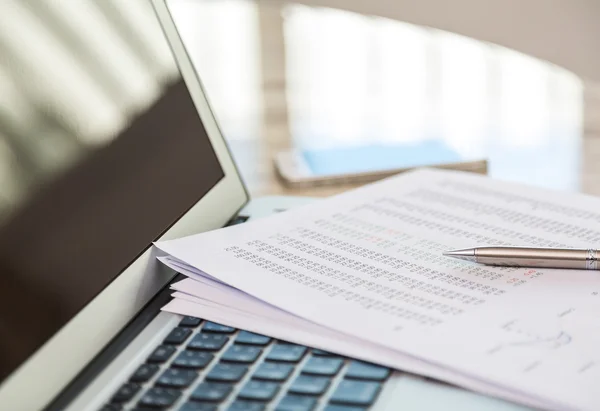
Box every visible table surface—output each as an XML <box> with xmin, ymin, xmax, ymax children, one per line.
<box><xmin>170</xmin><ymin>0</ymin><xmax>600</xmax><ymax>199</ymax></box>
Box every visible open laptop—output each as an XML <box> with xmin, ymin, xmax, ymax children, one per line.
<box><xmin>0</xmin><ymin>1</ymin><xmax>530</xmax><ymax>410</ymax></box>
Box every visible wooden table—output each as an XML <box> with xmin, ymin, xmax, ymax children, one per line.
<box><xmin>170</xmin><ymin>0</ymin><xmax>600</xmax><ymax>199</ymax></box>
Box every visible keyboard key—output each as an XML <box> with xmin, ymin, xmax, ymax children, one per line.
<box><xmin>235</xmin><ymin>331</ymin><xmax>272</xmax><ymax>346</ymax></box>
<box><xmin>324</xmin><ymin>406</ymin><xmax>366</xmax><ymax>411</ymax></box>
<box><xmin>312</xmin><ymin>349</ymin><xmax>336</xmax><ymax>356</ymax></box>
<box><xmin>345</xmin><ymin>361</ymin><xmax>391</xmax><ymax>381</ymax></box>
<box><xmin>228</xmin><ymin>215</ymin><xmax>249</xmax><ymax>226</ymax></box>
<box><xmin>252</xmin><ymin>362</ymin><xmax>294</xmax><ymax>381</ymax></box>
<box><xmin>276</xmin><ymin>395</ymin><xmax>317</xmax><ymax>411</ymax></box>
<box><xmin>191</xmin><ymin>382</ymin><xmax>233</xmax><ymax>402</ymax></box>
<box><xmin>156</xmin><ymin>368</ymin><xmax>198</xmax><ymax>388</ymax></box>
<box><xmin>138</xmin><ymin>388</ymin><xmax>180</xmax><ymax>408</ymax></box>
<box><xmin>179</xmin><ymin>316</ymin><xmax>203</xmax><ymax>328</ymax></box>
<box><xmin>147</xmin><ymin>345</ymin><xmax>176</xmax><ymax>363</ymax></box>
<box><xmin>228</xmin><ymin>400</ymin><xmax>265</xmax><ymax>411</ymax></box>
<box><xmin>288</xmin><ymin>375</ymin><xmax>330</xmax><ymax>395</ymax></box>
<box><xmin>238</xmin><ymin>380</ymin><xmax>280</xmax><ymax>401</ymax></box>
<box><xmin>111</xmin><ymin>383</ymin><xmax>140</xmax><ymax>403</ymax></box>
<box><xmin>173</xmin><ymin>350</ymin><xmax>214</xmax><ymax>369</ymax></box>
<box><xmin>203</xmin><ymin>321</ymin><xmax>236</xmax><ymax>333</ymax></box>
<box><xmin>221</xmin><ymin>345</ymin><xmax>263</xmax><ymax>363</ymax></box>
<box><xmin>266</xmin><ymin>344</ymin><xmax>307</xmax><ymax>362</ymax></box>
<box><xmin>330</xmin><ymin>380</ymin><xmax>381</xmax><ymax>406</ymax></box>
<box><xmin>164</xmin><ymin>327</ymin><xmax>192</xmax><ymax>345</ymax></box>
<box><xmin>130</xmin><ymin>364</ymin><xmax>159</xmax><ymax>383</ymax></box>
<box><xmin>302</xmin><ymin>357</ymin><xmax>343</xmax><ymax>376</ymax></box>
<box><xmin>188</xmin><ymin>333</ymin><xmax>229</xmax><ymax>351</ymax></box>
<box><xmin>100</xmin><ymin>404</ymin><xmax>122</xmax><ymax>411</ymax></box>
<box><xmin>180</xmin><ymin>403</ymin><xmax>217</xmax><ymax>411</ymax></box>
<box><xmin>206</xmin><ymin>363</ymin><xmax>248</xmax><ymax>382</ymax></box>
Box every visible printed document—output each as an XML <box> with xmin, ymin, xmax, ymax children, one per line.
<box><xmin>156</xmin><ymin>169</ymin><xmax>600</xmax><ymax>411</ymax></box>
<box><xmin>160</xmin><ymin>271</ymin><xmax>549</xmax><ymax>409</ymax></box>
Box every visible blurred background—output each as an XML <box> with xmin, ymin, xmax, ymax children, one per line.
<box><xmin>0</xmin><ymin>0</ymin><xmax>599</xmax><ymax>223</ymax></box>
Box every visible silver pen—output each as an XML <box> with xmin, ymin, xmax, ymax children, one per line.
<box><xmin>443</xmin><ymin>246</ymin><xmax>599</xmax><ymax>270</ymax></box>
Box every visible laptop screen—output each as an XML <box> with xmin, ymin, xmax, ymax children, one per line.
<box><xmin>0</xmin><ymin>2</ymin><xmax>225</xmax><ymax>381</ymax></box>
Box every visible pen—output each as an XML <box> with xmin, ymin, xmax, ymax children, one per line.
<box><xmin>443</xmin><ymin>246</ymin><xmax>599</xmax><ymax>270</ymax></box>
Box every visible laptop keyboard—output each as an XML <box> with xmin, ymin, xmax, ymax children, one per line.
<box><xmin>99</xmin><ymin>316</ymin><xmax>391</xmax><ymax>411</ymax></box>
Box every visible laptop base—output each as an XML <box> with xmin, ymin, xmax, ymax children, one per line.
<box><xmin>62</xmin><ymin>195</ymin><xmax>529</xmax><ymax>411</ymax></box>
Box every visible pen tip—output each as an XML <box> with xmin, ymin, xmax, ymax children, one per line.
<box><xmin>443</xmin><ymin>248</ymin><xmax>476</xmax><ymax>262</ymax></box>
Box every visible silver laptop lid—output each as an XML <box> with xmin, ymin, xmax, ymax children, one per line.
<box><xmin>0</xmin><ymin>1</ymin><xmax>247</xmax><ymax>409</ymax></box>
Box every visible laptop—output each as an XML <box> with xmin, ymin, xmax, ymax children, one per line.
<box><xmin>0</xmin><ymin>1</ymin><xmax>529</xmax><ymax>410</ymax></box>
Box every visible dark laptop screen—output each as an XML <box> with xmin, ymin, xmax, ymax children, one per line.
<box><xmin>0</xmin><ymin>2</ymin><xmax>224</xmax><ymax>381</ymax></box>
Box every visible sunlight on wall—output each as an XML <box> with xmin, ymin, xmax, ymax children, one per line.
<box><xmin>168</xmin><ymin>0</ymin><xmax>262</xmax><ymax>140</ymax></box>
<box><xmin>282</xmin><ymin>3</ymin><xmax>583</xmax><ymax>163</ymax></box>
<box><xmin>498</xmin><ymin>50</ymin><xmax>551</xmax><ymax>148</ymax></box>
<box><xmin>283</xmin><ymin>6</ymin><xmax>371</xmax><ymax>145</ymax></box>
<box><xmin>374</xmin><ymin>20</ymin><xmax>430</xmax><ymax>144</ymax></box>
<box><xmin>437</xmin><ymin>31</ymin><xmax>490</xmax><ymax>157</ymax></box>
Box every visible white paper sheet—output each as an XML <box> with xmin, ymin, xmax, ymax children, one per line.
<box><xmin>156</xmin><ymin>169</ymin><xmax>600</xmax><ymax>410</ymax></box>
<box><xmin>162</xmin><ymin>276</ymin><xmax>548</xmax><ymax>409</ymax></box>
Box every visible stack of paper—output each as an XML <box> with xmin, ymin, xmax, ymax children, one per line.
<box><xmin>156</xmin><ymin>169</ymin><xmax>600</xmax><ymax>411</ymax></box>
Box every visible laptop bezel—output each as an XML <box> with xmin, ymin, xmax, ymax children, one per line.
<box><xmin>0</xmin><ymin>2</ymin><xmax>250</xmax><ymax>409</ymax></box>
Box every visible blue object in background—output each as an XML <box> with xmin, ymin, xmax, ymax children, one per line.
<box><xmin>302</xmin><ymin>140</ymin><xmax>466</xmax><ymax>176</ymax></box>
